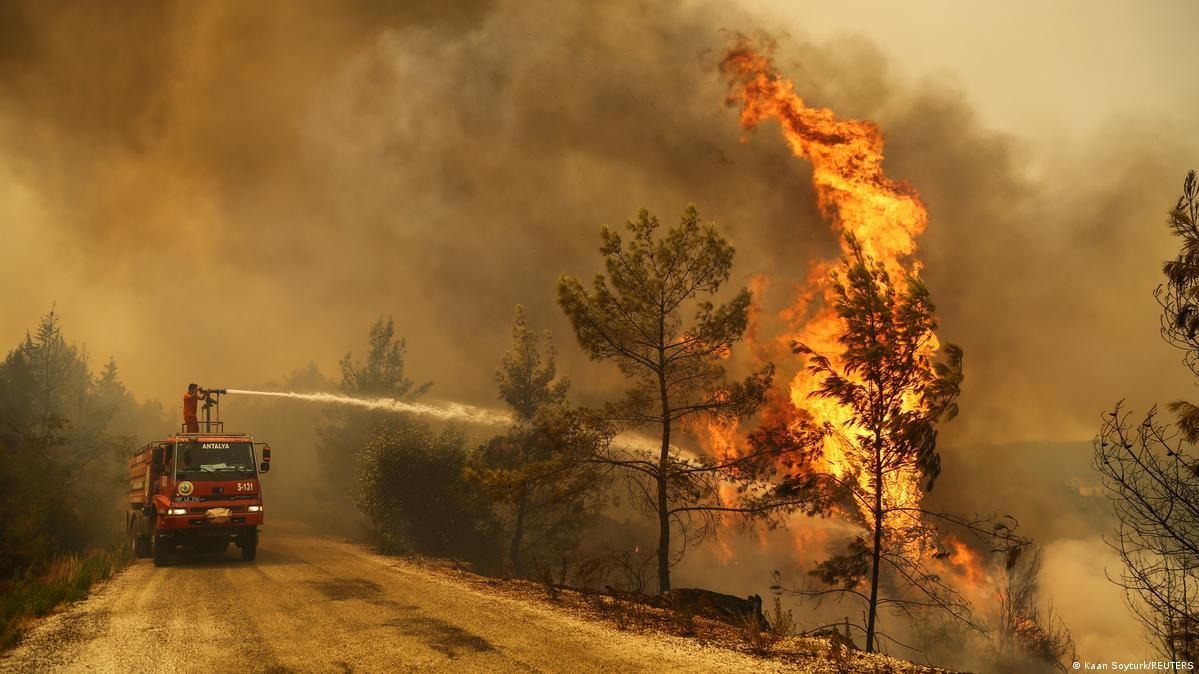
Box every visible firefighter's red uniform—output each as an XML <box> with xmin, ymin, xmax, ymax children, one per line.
<box><xmin>183</xmin><ymin>391</ymin><xmax>200</xmax><ymax>432</ymax></box>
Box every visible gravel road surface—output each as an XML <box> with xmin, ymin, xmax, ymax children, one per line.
<box><xmin>0</xmin><ymin>524</ymin><xmax>792</xmax><ymax>673</ymax></box>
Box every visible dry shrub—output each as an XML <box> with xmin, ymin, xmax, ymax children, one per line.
<box><xmin>739</xmin><ymin>596</ymin><xmax>793</xmax><ymax>655</ymax></box>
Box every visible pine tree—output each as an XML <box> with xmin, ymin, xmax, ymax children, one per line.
<box><xmin>468</xmin><ymin>306</ymin><xmax>604</xmax><ymax>576</ymax></box>
<box><xmin>318</xmin><ymin>316</ymin><xmax>431</xmax><ymax>494</ymax></box>
<box><xmin>782</xmin><ymin>235</ymin><xmax>968</xmax><ymax>653</ymax></box>
<box><xmin>557</xmin><ymin>205</ymin><xmax>772</xmax><ymax>592</ymax></box>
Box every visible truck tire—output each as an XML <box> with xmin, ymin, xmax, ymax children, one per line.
<box><xmin>239</xmin><ymin>531</ymin><xmax>258</xmax><ymax>562</ymax></box>
<box><xmin>129</xmin><ymin>514</ymin><xmax>151</xmax><ymax>559</ymax></box>
<box><xmin>152</xmin><ymin>534</ymin><xmax>170</xmax><ymax>567</ymax></box>
<box><xmin>130</xmin><ymin>530</ymin><xmax>151</xmax><ymax>559</ymax></box>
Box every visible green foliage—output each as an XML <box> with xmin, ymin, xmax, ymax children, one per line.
<box><xmin>556</xmin><ymin>205</ymin><xmax>773</xmax><ymax>592</ymax></box>
<box><xmin>0</xmin><ymin>544</ymin><xmax>131</xmax><ymax>650</ymax></box>
<box><xmin>495</xmin><ymin>306</ymin><xmax>569</xmax><ymax>423</ymax></box>
<box><xmin>339</xmin><ymin>316</ymin><xmax>431</xmax><ymax>399</ymax></box>
<box><xmin>354</xmin><ymin>422</ymin><xmax>499</xmax><ymax>569</ymax></box>
<box><xmin>468</xmin><ymin>307</ymin><xmax>606</xmax><ymax>576</ymax></box>
<box><xmin>318</xmin><ymin>316</ymin><xmax>431</xmax><ymax>497</ymax></box>
<box><xmin>0</xmin><ymin>309</ymin><xmax>157</xmax><ymax>579</ymax></box>
<box><xmin>1158</xmin><ymin>170</ymin><xmax>1199</xmax><ymax>439</ymax></box>
<box><xmin>469</xmin><ymin>407</ymin><xmax>608</xmax><ymax>576</ymax></box>
<box><xmin>556</xmin><ymin>206</ymin><xmax>771</xmax><ymax>426</ymax></box>
<box><xmin>809</xmin><ymin>537</ymin><xmax>871</xmax><ymax>590</ymax></box>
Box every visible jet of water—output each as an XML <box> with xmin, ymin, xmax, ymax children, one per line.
<box><xmin>224</xmin><ymin>389</ymin><xmax>512</xmax><ymax>426</ymax></box>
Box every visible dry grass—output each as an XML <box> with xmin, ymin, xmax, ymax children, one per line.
<box><xmin>738</xmin><ymin>596</ymin><xmax>794</xmax><ymax>655</ymax></box>
<box><xmin>392</xmin><ymin>553</ymin><xmax>957</xmax><ymax>673</ymax></box>
<box><xmin>0</xmin><ymin>545</ymin><xmax>131</xmax><ymax>650</ymax></box>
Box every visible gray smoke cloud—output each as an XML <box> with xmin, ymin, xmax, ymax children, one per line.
<box><xmin>0</xmin><ymin>0</ymin><xmax>1190</xmax><ymax>663</ymax></box>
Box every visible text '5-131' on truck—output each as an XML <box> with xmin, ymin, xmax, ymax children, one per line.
<box><xmin>127</xmin><ymin>387</ymin><xmax>272</xmax><ymax>566</ymax></box>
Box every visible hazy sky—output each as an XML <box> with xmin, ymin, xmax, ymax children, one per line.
<box><xmin>759</xmin><ymin>0</ymin><xmax>1199</xmax><ymax>142</ymax></box>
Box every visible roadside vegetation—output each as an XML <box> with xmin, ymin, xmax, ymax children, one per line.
<box><xmin>0</xmin><ymin>545</ymin><xmax>130</xmax><ymax>649</ymax></box>
<box><xmin>0</xmin><ymin>310</ymin><xmax>163</xmax><ymax>649</ymax></box>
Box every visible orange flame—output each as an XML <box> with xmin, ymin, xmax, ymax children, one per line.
<box><xmin>720</xmin><ymin>39</ymin><xmax>935</xmax><ymax>519</ymax></box>
<box><xmin>940</xmin><ymin>535</ymin><xmax>988</xmax><ymax>588</ymax></box>
<box><xmin>935</xmin><ymin>534</ymin><xmax>996</xmax><ymax>607</ymax></box>
<box><xmin>721</xmin><ymin>43</ymin><xmax>927</xmax><ymax>270</ymax></box>
<box><xmin>712</xmin><ymin>38</ymin><xmax>990</xmax><ymax>584</ymax></box>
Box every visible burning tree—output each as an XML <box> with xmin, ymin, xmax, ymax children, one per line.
<box><xmin>467</xmin><ymin>306</ymin><xmax>608</xmax><ymax>577</ymax></box>
<box><xmin>769</xmin><ymin>236</ymin><xmax>979</xmax><ymax>653</ymax></box>
<box><xmin>556</xmin><ymin>205</ymin><xmax>773</xmax><ymax>592</ymax></box>
<box><xmin>720</xmin><ymin>38</ymin><xmax>1027</xmax><ymax>656</ymax></box>
<box><xmin>1093</xmin><ymin>170</ymin><xmax>1199</xmax><ymax>662</ymax></box>
<box><xmin>989</xmin><ymin>546</ymin><xmax>1076</xmax><ymax>673</ymax></box>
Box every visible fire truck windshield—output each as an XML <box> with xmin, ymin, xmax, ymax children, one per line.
<box><xmin>175</xmin><ymin>441</ymin><xmax>256</xmax><ymax>481</ymax></box>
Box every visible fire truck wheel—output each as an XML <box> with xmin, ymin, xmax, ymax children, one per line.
<box><xmin>239</xmin><ymin>531</ymin><xmax>258</xmax><ymax>562</ymax></box>
<box><xmin>130</xmin><ymin>529</ymin><xmax>150</xmax><ymax>559</ymax></box>
<box><xmin>152</xmin><ymin>534</ymin><xmax>170</xmax><ymax>567</ymax></box>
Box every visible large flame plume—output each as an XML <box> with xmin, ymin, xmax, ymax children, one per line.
<box><xmin>717</xmin><ymin>39</ymin><xmax>985</xmax><ymax>588</ymax></box>
<box><xmin>719</xmin><ymin>38</ymin><xmax>933</xmax><ymax>516</ymax></box>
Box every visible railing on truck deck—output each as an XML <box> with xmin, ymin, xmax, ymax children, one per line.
<box><xmin>183</xmin><ymin>389</ymin><xmax>225</xmax><ymax>434</ymax></box>
<box><xmin>180</xmin><ymin>420</ymin><xmax>224</xmax><ymax>433</ymax></box>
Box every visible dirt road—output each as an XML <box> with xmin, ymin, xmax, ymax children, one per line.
<box><xmin>0</xmin><ymin>525</ymin><xmax>790</xmax><ymax>673</ymax></box>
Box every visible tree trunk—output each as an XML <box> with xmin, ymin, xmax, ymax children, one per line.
<box><xmin>865</xmin><ymin>439</ymin><xmax>884</xmax><ymax>653</ymax></box>
<box><xmin>656</xmin><ymin>404</ymin><xmax>671</xmax><ymax>593</ymax></box>
<box><xmin>510</xmin><ymin>484</ymin><xmax>528</xmax><ymax>577</ymax></box>
<box><xmin>657</xmin><ymin>336</ymin><xmax>671</xmax><ymax>594</ymax></box>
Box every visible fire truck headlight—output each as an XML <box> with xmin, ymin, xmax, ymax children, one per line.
<box><xmin>248</xmin><ymin>505</ymin><xmax>262</xmax><ymax>513</ymax></box>
<box><xmin>167</xmin><ymin>508</ymin><xmax>188</xmax><ymax>516</ymax></box>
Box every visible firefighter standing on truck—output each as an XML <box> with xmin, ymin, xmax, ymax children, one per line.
<box><xmin>183</xmin><ymin>383</ymin><xmax>201</xmax><ymax>432</ymax></box>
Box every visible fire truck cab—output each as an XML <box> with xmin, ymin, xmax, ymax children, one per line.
<box><xmin>127</xmin><ymin>391</ymin><xmax>271</xmax><ymax>566</ymax></box>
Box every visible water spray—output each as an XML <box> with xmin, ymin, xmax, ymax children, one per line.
<box><xmin>223</xmin><ymin>389</ymin><xmax>513</xmax><ymax>426</ymax></box>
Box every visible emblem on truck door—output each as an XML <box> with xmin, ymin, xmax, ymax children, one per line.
<box><xmin>177</xmin><ymin>481</ymin><xmax>194</xmax><ymax>496</ymax></box>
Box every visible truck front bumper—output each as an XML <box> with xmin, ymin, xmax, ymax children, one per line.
<box><xmin>158</xmin><ymin>509</ymin><xmax>264</xmax><ymax>531</ymax></box>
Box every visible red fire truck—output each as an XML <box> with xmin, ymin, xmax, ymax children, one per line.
<box><xmin>127</xmin><ymin>388</ymin><xmax>271</xmax><ymax>566</ymax></box>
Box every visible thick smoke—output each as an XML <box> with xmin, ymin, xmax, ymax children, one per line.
<box><xmin>0</xmin><ymin>0</ymin><xmax>1191</xmax><ymax>663</ymax></box>
<box><xmin>0</xmin><ymin>0</ymin><xmax>1189</xmax><ymax>441</ymax></box>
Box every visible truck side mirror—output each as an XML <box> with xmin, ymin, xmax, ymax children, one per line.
<box><xmin>259</xmin><ymin>462</ymin><xmax>270</xmax><ymax>473</ymax></box>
